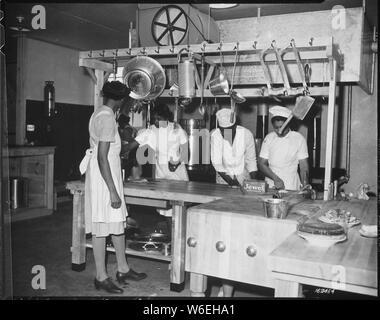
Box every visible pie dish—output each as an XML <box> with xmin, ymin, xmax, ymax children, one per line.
<box><xmin>297</xmin><ymin>231</ymin><xmax>347</xmax><ymax>247</ymax></box>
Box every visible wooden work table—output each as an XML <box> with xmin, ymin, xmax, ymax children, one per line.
<box><xmin>66</xmin><ymin>179</ymin><xmax>280</xmax><ymax>291</ymax></box>
<box><xmin>66</xmin><ymin>180</ymin><xmax>377</xmax><ymax>296</ymax></box>
<box><xmin>268</xmin><ymin>199</ymin><xmax>377</xmax><ymax>297</ymax></box>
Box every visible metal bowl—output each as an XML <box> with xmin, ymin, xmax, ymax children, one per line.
<box><xmin>123</xmin><ymin>56</ymin><xmax>166</xmax><ymax>101</ymax></box>
<box><xmin>263</xmin><ymin>198</ymin><xmax>289</xmax><ymax>219</ymax></box>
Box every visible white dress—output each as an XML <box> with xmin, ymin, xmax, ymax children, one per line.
<box><xmin>79</xmin><ymin>106</ymin><xmax>127</xmax><ymax>236</ymax></box>
<box><xmin>210</xmin><ymin>126</ymin><xmax>258</xmax><ymax>185</ymax></box>
<box><xmin>135</xmin><ymin>122</ymin><xmax>189</xmax><ymax>216</ymax></box>
<box><xmin>259</xmin><ymin>130</ymin><xmax>308</xmax><ymax>191</ymax></box>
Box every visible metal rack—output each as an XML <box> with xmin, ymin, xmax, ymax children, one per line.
<box><xmin>79</xmin><ymin>37</ymin><xmax>340</xmax><ymax>200</ymax></box>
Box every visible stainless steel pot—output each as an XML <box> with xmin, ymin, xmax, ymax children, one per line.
<box><xmin>177</xmin><ymin>51</ymin><xmax>196</xmax><ymax>100</ymax></box>
<box><xmin>123</xmin><ymin>56</ymin><xmax>166</xmax><ymax>100</ymax></box>
<box><xmin>180</xmin><ymin>119</ymin><xmax>209</xmax><ymax>170</ymax></box>
<box><xmin>263</xmin><ymin>198</ymin><xmax>289</xmax><ymax>219</ymax></box>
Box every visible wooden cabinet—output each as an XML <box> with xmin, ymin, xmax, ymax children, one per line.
<box><xmin>185</xmin><ymin>197</ymin><xmax>301</xmax><ymax>295</ymax></box>
<box><xmin>8</xmin><ymin>146</ymin><xmax>55</xmax><ymax>222</ymax></box>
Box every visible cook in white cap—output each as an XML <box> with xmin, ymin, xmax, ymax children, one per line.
<box><xmin>211</xmin><ymin>108</ymin><xmax>258</xmax><ymax>187</ymax></box>
<box><xmin>127</xmin><ymin>104</ymin><xmax>189</xmax><ymax>219</ymax></box>
<box><xmin>210</xmin><ymin>108</ymin><xmax>258</xmax><ymax>297</ymax></box>
<box><xmin>258</xmin><ymin>106</ymin><xmax>309</xmax><ymax>190</ymax></box>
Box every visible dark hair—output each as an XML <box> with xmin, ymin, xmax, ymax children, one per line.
<box><xmin>118</xmin><ymin>113</ymin><xmax>130</xmax><ymax>128</ymax></box>
<box><xmin>151</xmin><ymin>104</ymin><xmax>173</xmax><ymax>122</ymax></box>
<box><xmin>102</xmin><ymin>81</ymin><xmax>129</xmax><ymax>101</ymax></box>
<box><xmin>271</xmin><ymin>116</ymin><xmax>287</xmax><ymax>123</ymax></box>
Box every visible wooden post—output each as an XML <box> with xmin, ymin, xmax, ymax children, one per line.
<box><xmin>70</xmin><ymin>190</ymin><xmax>87</xmax><ymax>271</ymax></box>
<box><xmin>15</xmin><ymin>34</ymin><xmax>27</xmax><ymax>145</ymax></box>
<box><xmin>170</xmin><ymin>201</ymin><xmax>187</xmax><ymax>292</ymax></box>
<box><xmin>323</xmin><ymin>59</ymin><xmax>337</xmax><ymax>200</ymax></box>
<box><xmin>274</xmin><ymin>279</ymin><xmax>303</xmax><ymax>297</ymax></box>
<box><xmin>0</xmin><ymin>46</ymin><xmax>13</xmax><ymax>298</ymax></box>
<box><xmin>46</xmin><ymin>152</ymin><xmax>55</xmax><ymax>210</ymax></box>
<box><xmin>94</xmin><ymin>70</ymin><xmax>104</xmax><ymax>110</ymax></box>
<box><xmin>190</xmin><ymin>273</ymin><xmax>207</xmax><ymax>297</ymax></box>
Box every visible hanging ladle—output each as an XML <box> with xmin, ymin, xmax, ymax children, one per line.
<box><xmin>198</xmin><ymin>52</ymin><xmax>205</xmax><ymax>116</ymax></box>
<box><xmin>229</xmin><ymin>43</ymin><xmax>246</xmax><ymax>122</ymax></box>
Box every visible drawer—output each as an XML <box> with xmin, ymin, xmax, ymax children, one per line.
<box><xmin>9</xmin><ymin>158</ymin><xmax>21</xmax><ymax>177</ymax></box>
<box><xmin>185</xmin><ymin>211</ymin><xmax>297</xmax><ymax>288</ymax></box>
<box><xmin>21</xmin><ymin>156</ymin><xmax>46</xmax><ymax>177</ymax></box>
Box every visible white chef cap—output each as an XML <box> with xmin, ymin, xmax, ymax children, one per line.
<box><xmin>216</xmin><ymin>108</ymin><xmax>236</xmax><ymax>128</ymax></box>
<box><xmin>269</xmin><ymin>106</ymin><xmax>291</xmax><ymax>118</ymax></box>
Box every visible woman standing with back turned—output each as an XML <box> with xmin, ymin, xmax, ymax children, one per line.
<box><xmin>79</xmin><ymin>81</ymin><xmax>147</xmax><ymax>294</ymax></box>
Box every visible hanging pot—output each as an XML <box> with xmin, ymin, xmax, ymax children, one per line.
<box><xmin>209</xmin><ymin>72</ymin><xmax>229</xmax><ymax>96</ymax></box>
<box><xmin>177</xmin><ymin>49</ymin><xmax>196</xmax><ymax>100</ymax></box>
<box><xmin>123</xmin><ymin>56</ymin><xmax>166</xmax><ymax>101</ymax></box>
<box><xmin>210</xmin><ymin>49</ymin><xmax>229</xmax><ymax>96</ymax></box>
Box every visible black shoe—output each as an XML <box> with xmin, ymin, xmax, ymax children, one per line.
<box><xmin>94</xmin><ymin>277</ymin><xmax>123</xmax><ymax>294</ymax></box>
<box><xmin>116</xmin><ymin>269</ymin><xmax>147</xmax><ymax>283</ymax></box>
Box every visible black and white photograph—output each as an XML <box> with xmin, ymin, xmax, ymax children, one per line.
<box><xmin>0</xmin><ymin>0</ymin><xmax>378</xmax><ymax>303</ymax></box>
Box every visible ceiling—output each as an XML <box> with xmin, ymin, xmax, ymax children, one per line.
<box><xmin>4</xmin><ymin>1</ymin><xmax>378</xmax><ymax>51</ymax></box>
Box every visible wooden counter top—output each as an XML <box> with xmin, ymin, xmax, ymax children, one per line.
<box><xmin>67</xmin><ymin>179</ymin><xmax>297</xmax><ymax>203</ymax></box>
<box><xmin>269</xmin><ymin>199</ymin><xmax>377</xmax><ymax>294</ymax></box>
<box><xmin>9</xmin><ymin>146</ymin><xmax>56</xmax><ymax>157</ymax></box>
<box><xmin>187</xmin><ymin>196</ymin><xmax>323</xmax><ymax>220</ymax></box>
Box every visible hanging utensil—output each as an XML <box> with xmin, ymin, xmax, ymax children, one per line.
<box><xmin>278</xmin><ymin>95</ymin><xmax>315</xmax><ymax>135</ymax></box>
<box><xmin>123</xmin><ymin>56</ymin><xmax>166</xmax><ymax>101</ymax></box>
<box><xmin>271</xmin><ymin>41</ymin><xmax>292</xmax><ymax>96</ymax></box>
<box><xmin>209</xmin><ymin>48</ymin><xmax>229</xmax><ymax>96</ymax></box>
<box><xmin>199</xmin><ymin>52</ymin><xmax>205</xmax><ymax>116</ymax></box>
<box><xmin>177</xmin><ymin>48</ymin><xmax>196</xmax><ymax>102</ymax></box>
<box><xmin>290</xmin><ymin>39</ymin><xmax>309</xmax><ymax>94</ymax></box>
<box><xmin>229</xmin><ymin>43</ymin><xmax>246</xmax><ymax>122</ymax></box>
<box><xmin>259</xmin><ymin>48</ymin><xmax>283</xmax><ymax>102</ymax></box>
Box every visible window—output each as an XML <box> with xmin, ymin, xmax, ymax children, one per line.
<box><xmin>108</xmin><ymin>66</ymin><xmax>124</xmax><ymax>82</ymax></box>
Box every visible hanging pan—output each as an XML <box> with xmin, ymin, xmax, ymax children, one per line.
<box><xmin>123</xmin><ymin>56</ymin><xmax>166</xmax><ymax>101</ymax></box>
<box><xmin>209</xmin><ymin>49</ymin><xmax>229</xmax><ymax>96</ymax></box>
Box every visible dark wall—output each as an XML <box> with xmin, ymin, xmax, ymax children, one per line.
<box><xmin>26</xmin><ymin>100</ymin><xmax>93</xmax><ymax>181</ymax></box>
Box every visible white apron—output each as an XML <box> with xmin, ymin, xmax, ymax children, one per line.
<box><xmin>79</xmin><ymin>109</ymin><xmax>127</xmax><ymax>234</ymax></box>
<box><xmin>144</xmin><ymin>124</ymin><xmax>189</xmax><ymax>217</ymax></box>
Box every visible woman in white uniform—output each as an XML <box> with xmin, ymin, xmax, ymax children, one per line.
<box><xmin>210</xmin><ymin>108</ymin><xmax>258</xmax><ymax>298</ymax></box>
<box><xmin>258</xmin><ymin>106</ymin><xmax>309</xmax><ymax>190</ymax></box>
<box><xmin>126</xmin><ymin>104</ymin><xmax>188</xmax><ymax>218</ymax></box>
<box><xmin>211</xmin><ymin>108</ymin><xmax>258</xmax><ymax>186</ymax></box>
<box><xmin>79</xmin><ymin>81</ymin><xmax>147</xmax><ymax>294</ymax></box>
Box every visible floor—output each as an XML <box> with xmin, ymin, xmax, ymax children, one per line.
<box><xmin>10</xmin><ymin>201</ymin><xmax>273</xmax><ymax>298</ymax></box>
<box><xmin>10</xmin><ymin>200</ymin><xmax>369</xmax><ymax>299</ymax></box>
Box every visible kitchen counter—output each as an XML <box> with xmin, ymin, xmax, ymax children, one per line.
<box><xmin>66</xmin><ymin>179</ymin><xmax>285</xmax><ymax>290</ymax></box>
<box><xmin>268</xmin><ymin>199</ymin><xmax>377</xmax><ymax>297</ymax></box>
<box><xmin>185</xmin><ymin>196</ymin><xmax>323</xmax><ymax>296</ymax></box>
<box><xmin>67</xmin><ymin>179</ymin><xmax>377</xmax><ymax>296</ymax></box>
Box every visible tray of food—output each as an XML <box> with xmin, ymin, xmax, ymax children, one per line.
<box><xmin>318</xmin><ymin>209</ymin><xmax>361</xmax><ymax>228</ymax></box>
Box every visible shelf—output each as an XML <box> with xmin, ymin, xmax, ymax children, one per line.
<box><xmin>7</xmin><ymin>207</ymin><xmax>53</xmax><ymax>223</ymax></box>
<box><xmin>85</xmin><ymin>240</ymin><xmax>172</xmax><ymax>262</ymax></box>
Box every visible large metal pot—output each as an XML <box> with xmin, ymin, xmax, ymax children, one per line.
<box><xmin>263</xmin><ymin>198</ymin><xmax>289</xmax><ymax>219</ymax></box>
<box><xmin>123</xmin><ymin>56</ymin><xmax>166</xmax><ymax>100</ymax></box>
<box><xmin>180</xmin><ymin>119</ymin><xmax>208</xmax><ymax>170</ymax></box>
